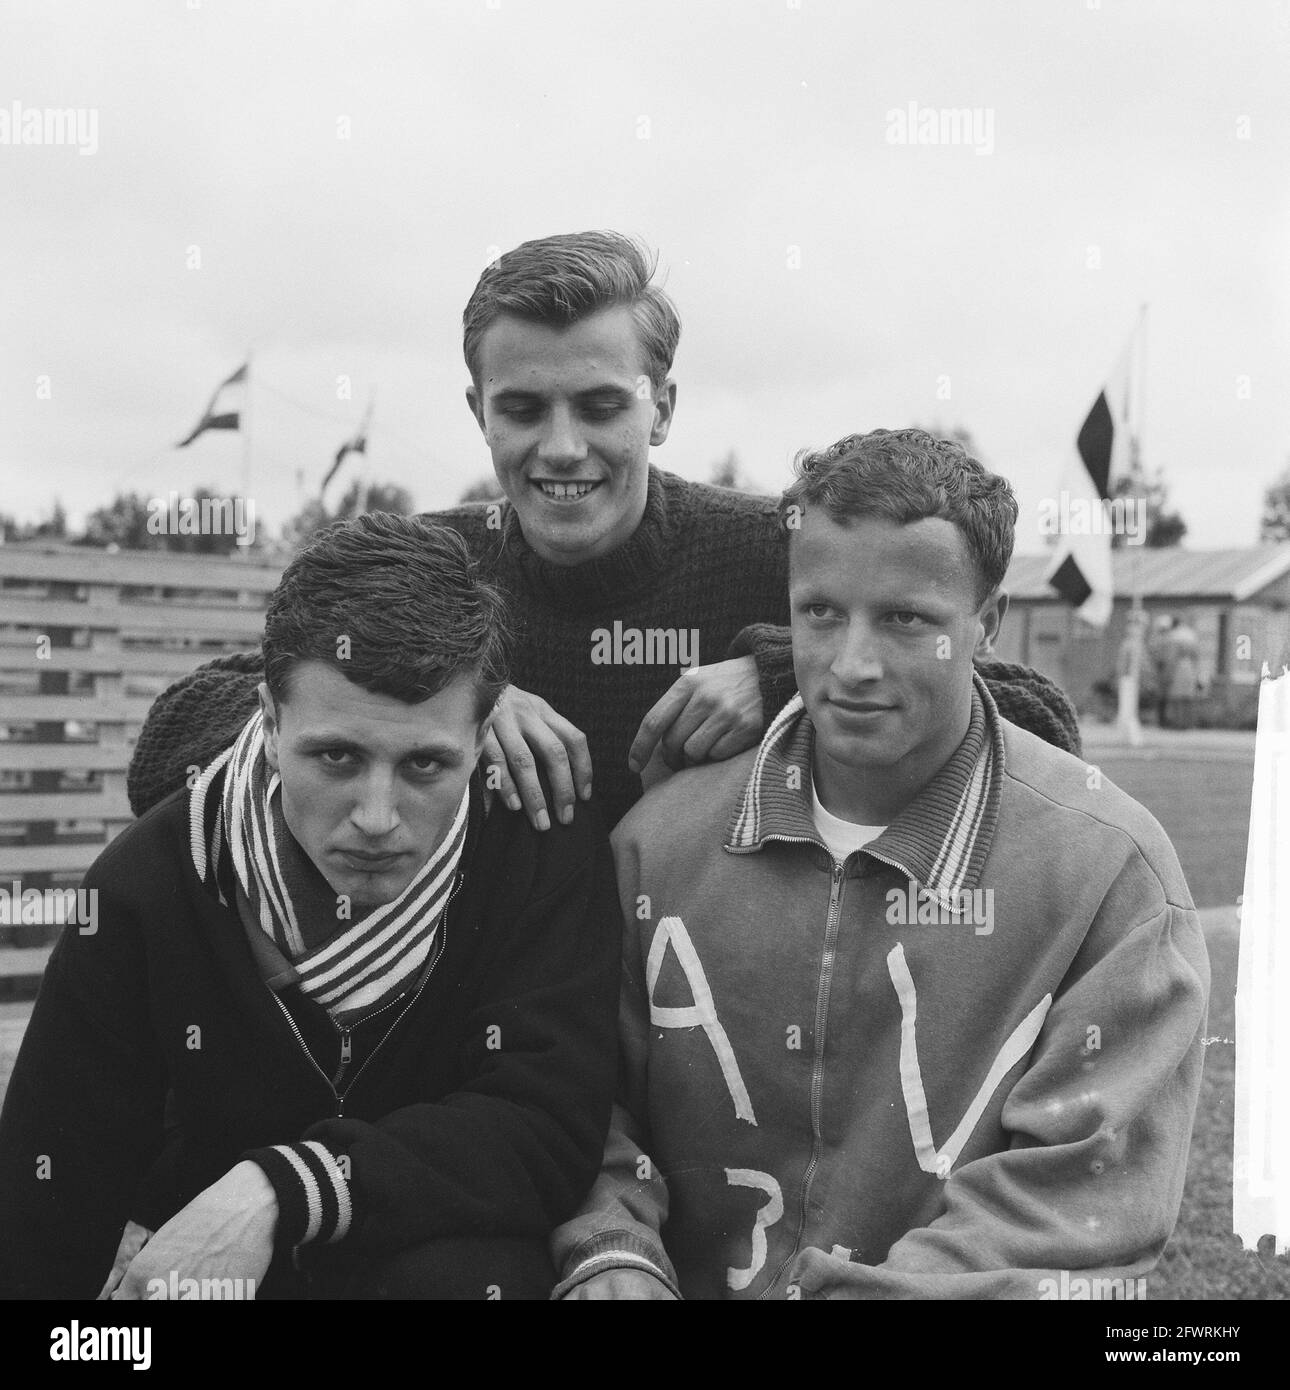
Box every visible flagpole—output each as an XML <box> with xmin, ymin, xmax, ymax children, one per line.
<box><xmin>364</xmin><ymin>387</ymin><xmax>376</xmax><ymax>513</ymax></box>
<box><xmin>241</xmin><ymin>347</ymin><xmax>254</xmax><ymax>505</ymax></box>
<box><xmin>1132</xmin><ymin>301</ymin><xmax>1148</xmax><ymax>679</ymax></box>
<box><xmin>1116</xmin><ymin>304</ymin><xmax>1149</xmax><ymax>746</ymax></box>
<box><xmin>1138</xmin><ymin>301</ymin><xmax>1148</xmax><ymax>477</ymax></box>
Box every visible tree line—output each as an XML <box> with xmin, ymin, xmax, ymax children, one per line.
<box><xmin>11</xmin><ymin>435</ymin><xmax>1290</xmax><ymax>552</ymax></box>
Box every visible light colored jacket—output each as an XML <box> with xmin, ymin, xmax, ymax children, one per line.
<box><xmin>552</xmin><ymin>677</ymin><xmax>1210</xmax><ymax>1299</ymax></box>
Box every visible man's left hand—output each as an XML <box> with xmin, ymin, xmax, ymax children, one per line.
<box><xmin>109</xmin><ymin>1161</ymin><xmax>277</xmax><ymax>1300</ymax></box>
<box><xmin>629</xmin><ymin>656</ymin><xmax>764</xmax><ymax>775</ymax></box>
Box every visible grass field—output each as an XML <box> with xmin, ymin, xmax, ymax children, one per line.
<box><xmin>1092</xmin><ymin>740</ymin><xmax>1290</xmax><ymax>1300</ymax></box>
<box><xmin>1090</xmin><ymin>745</ymin><xmax>1255</xmax><ymax>912</ymax></box>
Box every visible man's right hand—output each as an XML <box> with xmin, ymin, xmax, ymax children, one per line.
<box><xmin>482</xmin><ymin>685</ymin><xmax>593</xmax><ymax>832</ymax></box>
<box><xmin>96</xmin><ymin>1220</ymin><xmax>154</xmax><ymax>1300</ymax></box>
<box><xmin>562</xmin><ymin>1268</ymin><xmax>678</xmax><ymax>1299</ymax></box>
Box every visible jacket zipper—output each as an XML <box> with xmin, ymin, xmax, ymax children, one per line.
<box><xmin>760</xmin><ymin>851</ymin><xmax>848</xmax><ymax>1298</ymax></box>
<box><xmin>330</xmin><ymin>986</ymin><xmax>409</xmax><ymax>1089</ymax></box>
<box><xmin>739</xmin><ymin>832</ymin><xmax>924</xmax><ymax>1296</ymax></box>
<box><xmin>271</xmin><ymin>992</ymin><xmax>342</xmax><ymax>1112</ymax></box>
<box><xmin>271</xmin><ymin>873</ymin><xmax>462</xmax><ymax>1118</ymax></box>
<box><xmin>335</xmin><ymin>1030</ymin><xmax>352</xmax><ymax>1086</ymax></box>
<box><xmin>340</xmin><ymin>913</ymin><xmax>449</xmax><ymax>1103</ymax></box>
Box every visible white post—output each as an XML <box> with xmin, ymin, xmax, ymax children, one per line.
<box><xmin>1115</xmin><ymin>555</ymin><xmax>1145</xmax><ymax>746</ymax></box>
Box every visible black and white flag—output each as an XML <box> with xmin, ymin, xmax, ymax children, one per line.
<box><xmin>176</xmin><ymin>362</ymin><xmax>247</xmax><ymax>448</ymax></box>
<box><xmin>1044</xmin><ymin>338</ymin><xmax>1136</xmax><ymax>627</ymax></box>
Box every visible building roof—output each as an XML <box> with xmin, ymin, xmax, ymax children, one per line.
<box><xmin>1004</xmin><ymin>544</ymin><xmax>1290</xmax><ymax>603</ymax></box>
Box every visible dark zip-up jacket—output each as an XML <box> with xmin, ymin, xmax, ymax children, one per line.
<box><xmin>0</xmin><ymin>778</ymin><xmax>620</xmax><ymax>1299</ymax></box>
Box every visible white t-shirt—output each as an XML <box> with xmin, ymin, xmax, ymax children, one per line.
<box><xmin>810</xmin><ymin>779</ymin><xmax>887</xmax><ymax>866</ymax></box>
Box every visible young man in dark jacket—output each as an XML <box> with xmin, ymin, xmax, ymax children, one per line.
<box><xmin>0</xmin><ymin>514</ymin><xmax>620</xmax><ymax>1300</ymax></box>
<box><xmin>125</xmin><ymin>232</ymin><xmax>1081</xmax><ymax>834</ymax></box>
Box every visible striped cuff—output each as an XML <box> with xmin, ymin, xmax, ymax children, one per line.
<box><xmin>244</xmin><ymin>1140</ymin><xmax>353</xmax><ymax>1249</ymax></box>
<box><xmin>550</xmin><ymin>1231</ymin><xmax>681</xmax><ymax>1301</ymax></box>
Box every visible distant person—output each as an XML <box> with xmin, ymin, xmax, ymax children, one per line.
<box><xmin>1113</xmin><ymin>608</ymin><xmax>1149</xmax><ymax>734</ymax></box>
<box><xmin>1148</xmin><ymin>614</ymin><xmax>1177</xmax><ymax>727</ymax></box>
<box><xmin>552</xmin><ymin>430</ymin><xmax>1209</xmax><ymax>1301</ymax></box>
<box><xmin>126</xmin><ymin>232</ymin><xmax>1081</xmax><ymax>834</ymax></box>
<box><xmin>1164</xmin><ymin>616</ymin><xmax>1201</xmax><ymax>730</ymax></box>
<box><xmin>0</xmin><ymin>515</ymin><xmax>619</xmax><ymax>1300</ymax></box>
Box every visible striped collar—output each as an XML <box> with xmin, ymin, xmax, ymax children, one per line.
<box><xmin>724</xmin><ymin>671</ymin><xmax>1006</xmax><ymax>909</ymax></box>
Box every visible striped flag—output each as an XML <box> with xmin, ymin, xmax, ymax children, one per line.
<box><xmin>323</xmin><ymin>394</ymin><xmax>374</xmax><ymax>493</ymax></box>
<box><xmin>1044</xmin><ymin>336</ymin><xmax>1136</xmax><ymax>627</ymax></box>
<box><xmin>176</xmin><ymin>363</ymin><xmax>247</xmax><ymax>448</ymax></box>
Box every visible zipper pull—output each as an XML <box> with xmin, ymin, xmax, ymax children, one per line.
<box><xmin>332</xmin><ymin>1027</ymin><xmax>352</xmax><ymax>1087</ymax></box>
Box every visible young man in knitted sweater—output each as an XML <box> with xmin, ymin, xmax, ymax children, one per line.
<box><xmin>0</xmin><ymin>515</ymin><xmax>619</xmax><ymax>1300</ymax></box>
<box><xmin>127</xmin><ymin>232</ymin><xmax>1080</xmax><ymax>833</ymax></box>
<box><xmin>552</xmin><ymin>429</ymin><xmax>1209</xmax><ymax>1300</ymax></box>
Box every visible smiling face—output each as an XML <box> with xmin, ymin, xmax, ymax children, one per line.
<box><xmin>790</xmin><ymin>510</ymin><xmax>1007</xmax><ymax>824</ymax></box>
<box><xmin>260</xmin><ymin>661</ymin><xmax>489</xmax><ymax>911</ymax></box>
<box><xmin>465</xmin><ymin>305</ymin><xmax>676</xmax><ymax>565</ymax></box>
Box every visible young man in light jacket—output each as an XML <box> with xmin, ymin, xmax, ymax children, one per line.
<box><xmin>552</xmin><ymin>428</ymin><xmax>1210</xmax><ymax>1301</ymax></box>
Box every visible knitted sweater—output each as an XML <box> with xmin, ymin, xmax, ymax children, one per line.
<box><xmin>127</xmin><ymin>467</ymin><xmax>1082</xmax><ymax>829</ymax></box>
<box><xmin>0</xmin><ymin>777</ymin><xmax>620</xmax><ymax>1299</ymax></box>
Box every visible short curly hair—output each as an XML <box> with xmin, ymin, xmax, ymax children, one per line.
<box><xmin>778</xmin><ymin>428</ymin><xmax>1018</xmax><ymax>605</ymax></box>
<box><xmin>462</xmin><ymin>230</ymin><xmax>680</xmax><ymax>389</ymax></box>
<box><xmin>263</xmin><ymin>512</ymin><xmax>512</xmax><ymax>720</ymax></box>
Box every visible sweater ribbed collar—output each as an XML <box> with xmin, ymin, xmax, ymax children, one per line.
<box><xmin>492</xmin><ymin>465</ymin><xmax>684</xmax><ymax>612</ymax></box>
<box><xmin>724</xmin><ymin>672</ymin><xmax>1006</xmax><ymax>910</ymax></box>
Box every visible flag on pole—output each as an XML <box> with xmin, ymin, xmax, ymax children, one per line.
<box><xmin>1044</xmin><ymin>336</ymin><xmax>1136</xmax><ymax>627</ymax></box>
<box><xmin>323</xmin><ymin>394</ymin><xmax>374</xmax><ymax>493</ymax></box>
<box><xmin>176</xmin><ymin>363</ymin><xmax>248</xmax><ymax>448</ymax></box>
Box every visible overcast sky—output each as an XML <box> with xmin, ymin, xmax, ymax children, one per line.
<box><xmin>2</xmin><ymin>0</ymin><xmax>1287</xmax><ymax>553</ymax></box>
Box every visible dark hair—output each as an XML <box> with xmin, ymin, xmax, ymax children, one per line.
<box><xmin>778</xmin><ymin>428</ymin><xmax>1018</xmax><ymax>604</ymax></box>
<box><xmin>462</xmin><ymin>230</ymin><xmax>681</xmax><ymax>389</ymax></box>
<box><xmin>263</xmin><ymin>513</ymin><xmax>512</xmax><ymax>719</ymax></box>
